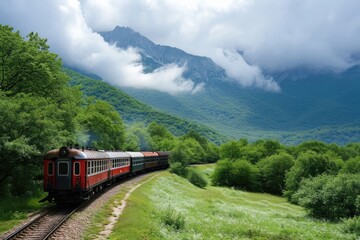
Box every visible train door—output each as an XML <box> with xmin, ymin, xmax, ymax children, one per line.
<box><xmin>56</xmin><ymin>158</ymin><xmax>72</xmax><ymax>189</ymax></box>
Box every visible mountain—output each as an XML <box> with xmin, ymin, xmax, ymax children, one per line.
<box><xmin>98</xmin><ymin>26</ymin><xmax>360</xmax><ymax>144</ymax></box>
<box><xmin>64</xmin><ymin>68</ymin><xmax>228</xmax><ymax>144</ymax></box>
<box><xmin>100</xmin><ymin>26</ymin><xmax>227</xmax><ymax>83</ymax></box>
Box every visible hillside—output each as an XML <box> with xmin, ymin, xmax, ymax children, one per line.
<box><xmin>65</xmin><ymin>68</ymin><xmax>228</xmax><ymax>144</ymax></box>
<box><xmin>99</xmin><ymin>26</ymin><xmax>360</xmax><ymax>144</ymax></box>
<box><xmin>82</xmin><ymin>167</ymin><xmax>355</xmax><ymax>240</ymax></box>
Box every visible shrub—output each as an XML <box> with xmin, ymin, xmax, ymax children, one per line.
<box><xmin>230</xmin><ymin>160</ymin><xmax>260</xmax><ymax>191</ymax></box>
<box><xmin>342</xmin><ymin>216</ymin><xmax>360</xmax><ymax>236</ymax></box>
<box><xmin>285</xmin><ymin>151</ymin><xmax>343</xmax><ymax>201</ymax></box>
<box><xmin>340</xmin><ymin>156</ymin><xmax>360</xmax><ymax>174</ymax></box>
<box><xmin>160</xmin><ymin>207</ymin><xmax>185</xmax><ymax>230</ymax></box>
<box><xmin>211</xmin><ymin>159</ymin><xmax>233</xmax><ymax>186</ymax></box>
<box><xmin>169</xmin><ymin>162</ymin><xmax>188</xmax><ymax>177</ymax></box>
<box><xmin>187</xmin><ymin>169</ymin><xmax>207</xmax><ymax>188</ymax></box>
<box><xmin>293</xmin><ymin>174</ymin><xmax>360</xmax><ymax>220</ymax></box>
<box><xmin>257</xmin><ymin>152</ymin><xmax>294</xmax><ymax>195</ymax></box>
<box><xmin>212</xmin><ymin>159</ymin><xmax>260</xmax><ymax>191</ymax></box>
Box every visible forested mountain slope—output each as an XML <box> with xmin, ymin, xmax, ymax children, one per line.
<box><xmin>65</xmin><ymin>68</ymin><xmax>228</xmax><ymax>144</ymax></box>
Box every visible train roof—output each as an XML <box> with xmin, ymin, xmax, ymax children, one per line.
<box><xmin>44</xmin><ymin>148</ymin><xmax>166</xmax><ymax>160</ymax></box>
<box><xmin>125</xmin><ymin>152</ymin><xmax>144</xmax><ymax>158</ymax></box>
<box><xmin>156</xmin><ymin>151</ymin><xmax>170</xmax><ymax>156</ymax></box>
<box><xmin>106</xmin><ymin>151</ymin><xmax>131</xmax><ymax>158</ymax></box>
<box><xmin>43</xmin><ymin>148</ymin><xmax>109</xmax><ymax>160</ymax></box>
<box><xmin>141</xmin><ymin>152</ymin><xmax>159</xmax><ymax>157</ymax></box>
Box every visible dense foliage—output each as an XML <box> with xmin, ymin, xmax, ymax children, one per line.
<box><xmin>292</xmin><ymin>174</ymin><xmax>360</xmax><ymax>220</ymax></box>
<box><xmin>0</xmin><ymin>25</ymin><xmax>125</xmax><ymax>196</ymax></box>
<box><xmin>211</xmin><ymin>139</ymin><xmax>360</xmax><ymax>222</ymax></box>
<box><xmin>212</xmin><ymin>159</ymin><xmax>259</xmax><ymax>191</ymax></box>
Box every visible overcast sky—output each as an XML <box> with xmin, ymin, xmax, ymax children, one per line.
<box><xmin>1</xmin><ymin>0</ymin><xmax>360</xmax><ymax>93</ymax></box>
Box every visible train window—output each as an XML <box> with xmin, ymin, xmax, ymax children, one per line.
<box><xmin>58</xmin><ymin>162</ymin><xmax>68</xmax><ymax>176</ymax></box>
<box><xmin>48</xmin><ymin>162</ymin><xmax>54</xmax><ymax>176</ymax></box>
<box><xmin>74</xmin><ymin>162</ymin><xmax>80</xmax><ymax>176</ymax></box>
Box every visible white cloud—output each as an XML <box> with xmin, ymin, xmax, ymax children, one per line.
<box><xmin>213</xmin><ymin>49</ymin><xmax>280</xmax><ymax>92</ymax></box>
<box><xmin>2</xmin><ymin>0</ymin><xmax>360</xmax><ymax>93</ymax></box>
<box><xmin>0</xmin><ymin>0</ymin><xmax>201</xmax><ymax>95</ymax></box>
<box><xmin>81</xmin><ymin>0</ymin><xmax>360</xmax><ymax>86</ymax></box>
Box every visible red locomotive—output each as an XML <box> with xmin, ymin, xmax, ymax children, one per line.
<box><xmin>43</xmin><ymin>146</ymin><xmax>169</xmax><ymax>203</ymax></box>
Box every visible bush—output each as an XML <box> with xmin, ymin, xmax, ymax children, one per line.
<box><xmin>212</xmin><ymin>159</ymin><xmax>260</xmax><ymax>191</ymax></box>
<box><xmin>169</xmin><ymin>162</ymin><xmax>188</xmax><ymax>177</ymax></box>
<box><xmin>292</xmin><ymin>174</ymin><xmax>360</xmax><ymax>220</ymax></box>
<box><xmin>257</xmin><ymin>152</ymin><xmax>294</xmax><ymax>195</ymax></box>
<box><xmin>211</xmin><ymin>159</ymin><xmax>233</xmax><ymax>186</ymax></box>
<box><xmin>340</xmin><ymin>156</ymin><xmax>360</xmax><ymax>174</ymax></box>
<box><xmin>285</xmin><ymin>151</ymin><xmax>343</xmax><ymax>201</ymax></box>
<box><xmin>160</xmin><ymin>207</ymin><xmax>185</xmax><ymax>230</ymax></box>
<box><xmin>342</xmin><ymin>216</ymin><xmax>360</xmax><ymax>236</ymax></box>
<box><xmin>187</xmin><ymin>169</ymin><xmax>207</xmax><ymax>188</ymax></box>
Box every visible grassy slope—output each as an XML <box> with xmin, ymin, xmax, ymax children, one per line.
<box><xmin>85</xmin><ymin>166</ymin><xmax>355</xmax><ymax>240</ymax></box>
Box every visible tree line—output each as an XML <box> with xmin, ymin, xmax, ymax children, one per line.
<box><xmin>210</xmin><ymin>139</ymin><xmax>360</xmax><ymax>224</ymax></box>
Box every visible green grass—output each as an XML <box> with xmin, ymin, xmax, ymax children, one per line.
<box><xmin>0</xmin><ymin>193</ymin><xmax>50</xmax><ymax>235</ymax></box>
<box><xmin>82</xmin><ymin>173</ymin><xmax>161</xmax><ymax>240</ymax></box>
<box><xmin>107</xmin><ymin>166</ymin><xmax>356</xmax><ymax>240</ymax></box>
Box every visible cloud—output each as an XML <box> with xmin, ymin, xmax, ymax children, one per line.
<box><xmin>213</xmin><ymin>49</ymin><xmax>280</xmax><ymax>92</ymax></box>
<box><xmin>81</xmin><ymin>0</ymin><xmax>360</xmax><ymax>85</ymax></box>
<box><xmin>2</xmin><ymin>0</ymin><xmax>360</xmax><ymax>93</ymax></box>
<box><xmin>0</xmin><ymin>0</ymin><xmax>201</xmax><ymax>95</ymax></box>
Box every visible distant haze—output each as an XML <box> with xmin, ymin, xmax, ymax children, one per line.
<box><xmin>1</xmin><ymin>0</ymin><xmax>360</xmax><ymax>93</ymax></box>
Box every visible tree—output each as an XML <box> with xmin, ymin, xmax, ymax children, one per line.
<box><xmin>293</xmin><ymin>174</ymin><xmax>360</xmax><ymax>220</ymax></box>
<box><xmin>0</xmin><ymin>25</ymin><xmax>68</xmax><ymax>97</ymax></box>
<box><xmin>181</xmin><ymin>130</ymin><xmax>208</xmax><ymax>149</ymax></box>
<box><xmin>257</xmin><ymin>152</ymin><xmax>294</xmax><ymax>194</ymax></box>
<box><xmin>212</xmin><ymin>159</ymin><xmax>260</xmax><ymax>191</ymax></box>
<box><xmin>285</xmin><ymin>151</ymin><xmax>343</xmax><ymax>201</ymax></box>
<box><xmin>77</xmin><ymin>99</ymin><xmax>125</xmax><ymax>150</ymax></box>
<box><xmin>204</xmin><ymin>142</ymin><xmax>219</xmax><ymax>163</ymax></box>
<box><xmin>340</xmin><ymin>156</ymin><xmax>360</xmax><ymax>174</ymax></box>
<box><xmin>147</xmin><ymin>121</ymin><xmax>175</xmax><ymax>151</ymax></box>
<box><xmin>0</xmin><ymin>93</ymin><xmax>79</xmax><ymax>195</ymax></box>
<box><xmin>183</xmin><ymin>138</ymin><xmax>206</xmax><ymax>163</ymax></box>
<box><xmin>169</xmin><ymin>142</ymin><xmax>190</xmax><ymax>177</ymax></box>
<box><xmin>211</xmin><ymin>159</ymin><xmax>233</xmax><ymax>186</ymax></box>
<box><xmin>219</xmin><ymin>140</ymin><xmax>242</xmax><ymax>160</ymax></box>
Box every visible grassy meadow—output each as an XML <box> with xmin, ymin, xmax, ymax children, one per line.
<box><xmin>87</xmin><ymin>165</ymin><xmax>357</xmax><ymax>240</ymax></box>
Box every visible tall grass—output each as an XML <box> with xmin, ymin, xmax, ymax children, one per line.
<box><xmin>0</xmin><ymin>193</ymin><xmax>49</xmax><ymax>234</ymax></box>
<box><xmin>109</xmin><ymin>166</ymin><xmax>357</xmax><ymax>239</ymax></box>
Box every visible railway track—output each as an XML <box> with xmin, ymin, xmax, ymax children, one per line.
<box><xmin>2</xmin><ymin>205</ymin><xmax>80</xmax><ymax>240</ymax></box>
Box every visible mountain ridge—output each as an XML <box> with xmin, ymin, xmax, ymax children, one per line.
<box><xmin>97</xmin><ymin>26</ymin><xmax>360</xmax><ymax>144</ymax></box>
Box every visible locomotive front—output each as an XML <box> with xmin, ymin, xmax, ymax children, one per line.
<box><xmin>42</xmin><ymin>146</ymin><xmax>90</xmax><ymax>203</ymax></box>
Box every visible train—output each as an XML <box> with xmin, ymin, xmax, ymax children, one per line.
<box><xmin>42</xmin><ymin>146</ymin><xmax>169</xmax><ymax>203</ymax></box>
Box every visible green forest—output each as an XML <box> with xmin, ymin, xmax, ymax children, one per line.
<box><xmin>0</xmin><ymin>24</ymin><xmax>359</xmax><ymax>237</ymax></box>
